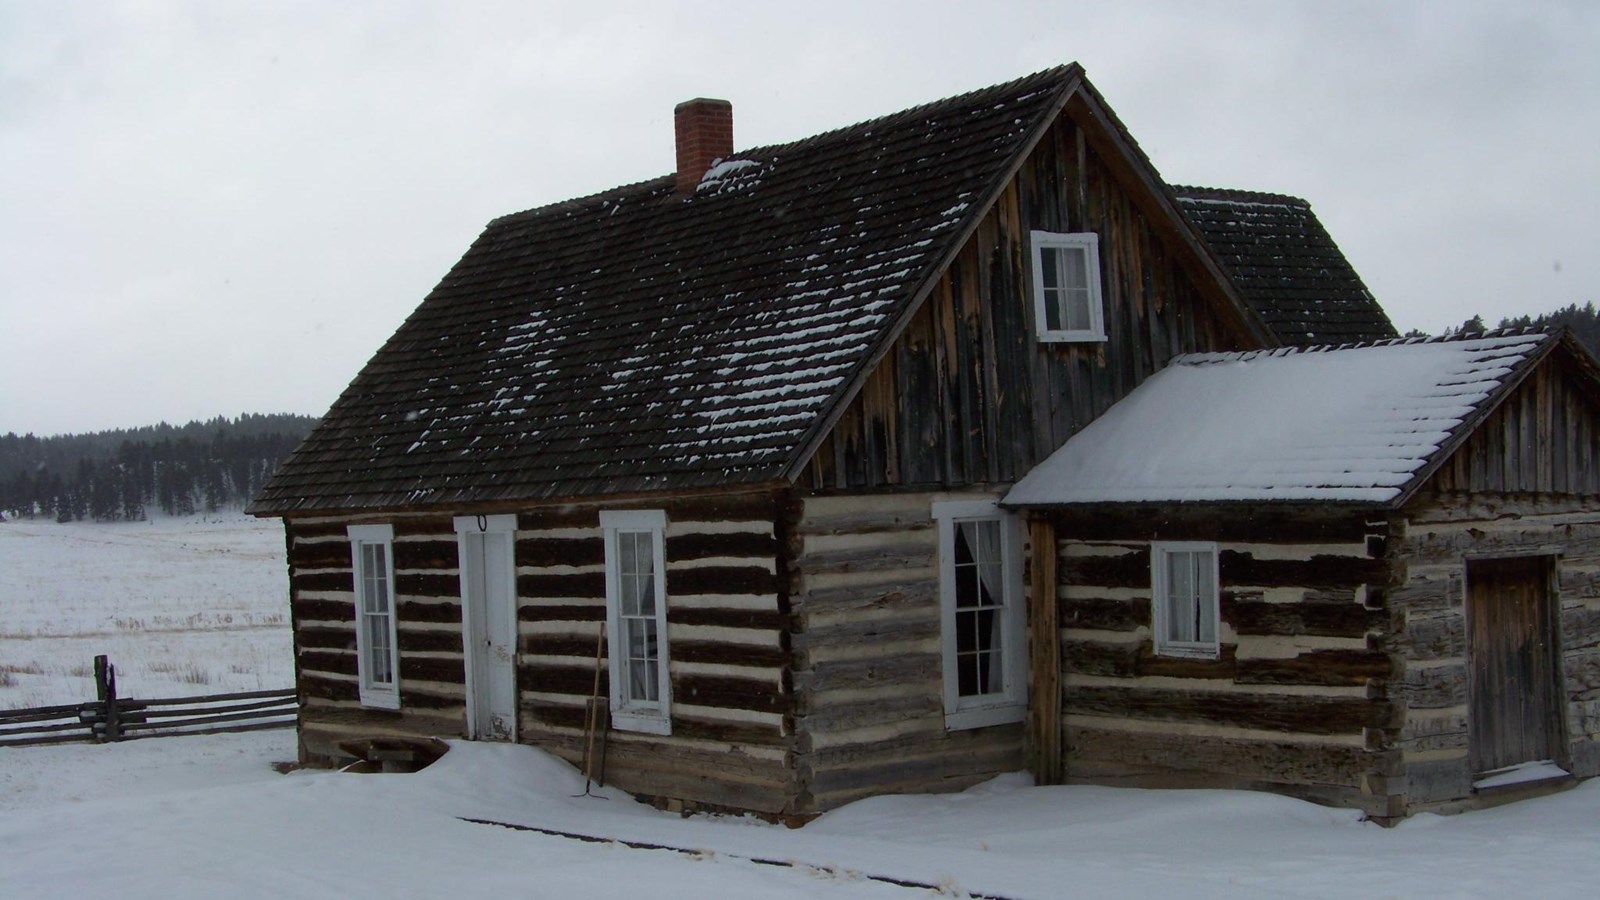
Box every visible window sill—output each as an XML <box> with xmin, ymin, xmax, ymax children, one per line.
<box><xmin>612</xmin><ymin>710</ymin><xmax>672</xmax><ymax>736</ymax></box>
<box><xmin>1152</xmin><ymin>644</ymin><xmax>1220</xmax><ymax>660</ymax></box>
<box><xmin>359</xmin><ymin>690</ymin><xmax>401</xmax><ymax>711</ymax></box>
<box><xmin>944</xmin><ymin>702</ymin><xmax>1025</xmax><ymax>732</ymax></box>
<box><xmin>1038</xmin><ymin>331</ymin><xmax>1108</xmax><ymax>344</ymax></box>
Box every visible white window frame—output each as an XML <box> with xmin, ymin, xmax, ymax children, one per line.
<box><xmin>1029</xmin><ymin>230</ymin><xmax>1106</xmax><ymax>343</ymax></box>
<box><xmin>600</xmin><ymin>509</ymin><xmax>672</xmax><ymax>735</ymax></box>
<box><xmin>1151</xmin><ymin>541</ymin><xmax>1221</xmax><ymax>659</ymax></box>
<box><xmin>348</xmin><ymin>524</ymin><xmax>401</xmax><ymax>710</ymax></box>
<box><xmin>933</xmin><ymin>499</ymin><xmax>1027</xmax><ymax>731</ymax></box>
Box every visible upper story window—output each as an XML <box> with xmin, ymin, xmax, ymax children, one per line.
<box><xmin>1151</xmin><ymin>542</ymin><xmax>1220</xmax><ymax>659</ymax></box>
<box><xmin>1030</xmin><ymin>230</ymin><xmax>1105</xmax><ymax>343</ymax></box>
<box><xmin>933</xmin><ymin>499</ymin><xmax>1026</xmax><ymax>731</ymax></box>
<box><xmin>348</xmin><ymin>524</ymin><xmax>400</xmax><ymax>710</ymax></box>
<box><xmin>600</xmin><ymin>510</ymin><xmax>672</xmax><ymax>735</ymax></box>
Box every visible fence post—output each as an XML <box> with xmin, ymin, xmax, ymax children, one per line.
<box><xmin>94</xmin><ymin>655</ymin><xmax>120</xmax><ymax>742</ymax></box>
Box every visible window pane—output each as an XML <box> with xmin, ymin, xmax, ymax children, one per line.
<box><xmin>1064</xmin><ymin>287</ymin><xmax>1091</xmax><ymax>332</ymax></box>
<box><xmin>1195</xmin><ymin>551</ymin><xmax>1217</xmax><ymax>643</ymax></box>
<box><xmin>1167</xmin><ymin>551</ymin><xmax>1194</xmax><ymax>642</ymax></box>
<box><xmin>1061</xmin><ymin>245</ymin><xmax>1087</xmax><ymax>290</ymax></box>
<box><xmin>957</xmin><ymin>652</ymin><xmax>978</xmax><ymax>697</ymax></box>
<box><xmin>956</xmin><ymin>609</ymin><xmax>978</xmax><ymax>653</ymax></box>
<box><xmin>1041</xmin><ymin>245</ymin><xmax>1060</xmax><ymax>290</ymax></box>
<box><xmin>366</xmin><ymin>613</ymin><xmax>392</xmax><ymax>684</ymax></box>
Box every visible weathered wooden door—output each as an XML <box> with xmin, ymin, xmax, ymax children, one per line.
<box><xmin>457</xmin><ymin>517</ymin><xmax>518</xmax><ymax>741</ymax></box>
<box><xmin>1467</xmin><ymin>555</ymin><xmax>1561</xmax><ymax>773</ymax></box>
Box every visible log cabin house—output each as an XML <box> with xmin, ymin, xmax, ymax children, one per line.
<box><xmin>249</xmin><ymin>63</ymin><xmax>1600</xmax><ymax>820</ymax></box>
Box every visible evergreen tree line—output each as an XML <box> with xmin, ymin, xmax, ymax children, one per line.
<box><xmin>0</xmin><ymin>413</ymin><xmax>318</xmax><ymax>522</ymax></box>
<box><xmin>1444</xmin><ymin>301</ymin><xmax>1600</xmax><ymax>353</ymax></box>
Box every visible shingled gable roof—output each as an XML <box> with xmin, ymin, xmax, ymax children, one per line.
<box><xmin>1173</xmin><ymin>186</ymin><xmax>1397</xmax><ymax>347</ymax></box>
<box><xmin>1004</xmin><ymin>330</ymin><xmax>1584</xmax><ymax>508</ymax></box>
<box><xmin>250</xmin><ymin>65</ymin><xmax>1283</xmax><ymax>516</ymax></box>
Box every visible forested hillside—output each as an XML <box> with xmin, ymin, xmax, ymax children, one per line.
<box><xmin>0</xmin><ymin>414</ymin><xmax>317</xmax><ymax>521</ymax></box>
<box><xmin>1449</xmin><ymin>302</ymin><xmax>1600</xmax><ymax>351</ymax></box>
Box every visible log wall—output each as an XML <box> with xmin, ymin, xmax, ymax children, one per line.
<box><xmin>515</xmin><ymin>490</ymin><xmax>795</xmax><ymax>815</ymax></box>
<box><xmin>1046</xmin><ymin>506</ymin><xmax>1402</xmax><ymax>816</ymax></box>
<box><xmin>804</xmin><ymin>110</ymin><xmax>1251</xmax><ymax>491</ymax></box>
<box><xmin>788</xmin><ymin>492</ymin><xmax>1026</xmax><ymax>813</ymax></box>
<box><xmin>287</xmin><ymin>513</ymin><xmax>468</xmax><ymax>761</ymax></box>
<box><xmin>1390</xmin><ymin>492</ymin><xmax>1600</xmax><ymax>810</ymax></box>
<box><xmin>283</xmin><ymin>489</ymin><xmax>797</xmax><ymax>815</ymax></box>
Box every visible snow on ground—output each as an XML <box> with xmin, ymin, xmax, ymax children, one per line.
<box><xmin>2</xmin><ymin>732</ymin><xmax>1599</xmax><ymax>899</ymax></box>
<box><xmin>4</xmin><ymin>516</ymin><xmax>1600</xmax><ymax>897</ymax></box>
<box><xmin>0</xmin><ymin>513</ymin><xmax>291</xmax><ymax>708</ymax></box>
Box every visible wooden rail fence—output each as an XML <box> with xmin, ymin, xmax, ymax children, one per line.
<box><xmin>0</xmin><ymin>655</ymin><xmax>295</xmax><ymax>748</ymax></box>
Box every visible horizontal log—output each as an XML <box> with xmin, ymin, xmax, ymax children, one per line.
<box><xmin>804</xmin><ymin>721</ymin><xmax>1023</xmax><ymax>769</ymax></box>
<box><xmin>300</xmin><ymin>650</ymin><xmax>357</xmax><ymax>677</ymax></box>
<box><xmin>799</xmin><ymin>545</ymin><xmax>935</xmax><ymax>578</ymax></box>
<box><xmin>666</xmin><ymin>607</ymin><xmax>784</xmax><ymax>631</ymax></box>
<box><xmin>1064</xmin><ymin>685</ymin><xmax>1390</xmax><ymax>735</ymax></box>
<box><xmin>1562</xmin><ymin>606</ymin><xmax>1600</xmax><ymax>645</ymax></box>
<box><xmin>521</xmin><ymin>634</ymin><xmax>599</xmax><ymax>659</ymax></box>
<box><xmin>516</xmin><ymin>536</ymin><xmax>604</xmax><ymax>568</ymax></box>
<box><xmin>671</xmin><ymin>714</ymin><xmax>783</xmax><ymax>746</ymax></box>
<box><xmin>522</xmin><ymin>699</ymin><xmax>588</xmax><ymax>730</ymax></box>
<box><xmin>1219</xmin><ymin>551</ymin><xmax>1388</xmax><ymax>591</ymax></box>
<box><xmin>672</xmin><ymin>640</ymin><xmax>788</xmax><ymax>669</ymax></box>
<box><xmin>664</xmin><ymin>492</ymin><xmax>776</xmax><ymax>523</ymax></box>
<box><xmin>795</xmin><ymin>508</ymin><xmax>935</xmax><ymax>537</ymax></box>
<box><xmin>397</xmin><ymin>600</ymin><xmax>463</xmax><ymax>624</ymax></box>
<box><xmin>1399</xmin><ymin>663</ymin><xmax>1466</xmax><ymax>709</ymax></box>
<box><xmin>674</xmin><ymin>674</ymin><xmax>789</xmax><ymax>714</ymax></box>
<box><xmin>395</xmin><ymin>572</ymin><xmax>460</xmax><ymax>598</ymax></box>
<box><xmin>666</xmin><ymin>530</ymin><xmax>777</xmax><ymax>562</ymax></box>
<box><xmin>519</xmin><ymin>662</ymin><xmax>603</xmax><ymax>697</ymax></box>
<box><xmin>1061</xmin><ymin>596</ymin><xmax>1150</xmax><ymax>632</ymax></box>
<box><xmin>795</xmin><ymin>615</ymin><xmax>938</xmax><ymax>652</ymax></box>
<box><xmin>289</xmin><ymin>541</ymin><xmax>350</xmax><ymax>569</ymax></box>
<box><xmin>1235</xmin><ymin>650</ymin><xmax>1393</xmax><ymax>687</ymax></box>
<box><xmin>1393</xmin><ymin>615</ymin><xmax>1465</xmax><ymax>660</ymax></box>
<box><xmin>393</xmin><ymin>540</ymin><xmax>459</xmax><ymax>570</ymax></box>
<box><xmin>1062</xmin><ymin>550</ymin><xmax>1147</xmax><ymax>589</ymax></box>
<box><xmin>1068</xmin><ymin>726</ymin><xmax>1379</xmax><ymax>788</ymax></box>
<box><xmin>795</xmin><ymin>692</ymin><xmax>942</xmax><ymax>734</ymax></box>
<box><xmin>301</xmin><ymin>673</ymin><xmax>359</xmax><ymax>703</ymax></box>
<box><xmin>794</xmin><ymin>653</ymin><xmax>939</xmax><ymax>692</ymax></box>
<box><xmin>287</xmin><ymin>521</ymin><xmax>350</xmax><ymax>539</ymax></box>
<box><xmin>398</xmin><ymin>688</ymin><xmax>464</xmax><ymax>710</ymax></box>
<box><xmin>393</xmin><ymin>517</ymin><xmax>453</xmax><ymax>538</ymax></box>
<box><xmin>797</xmin><ymin>580</ymin><xmax>936</xmax><ymax>615</ymax></box>
<box><xmin>119</xmin><ymin>709</ymin><xmax>296</xmax><ymax>732</ymax></box>
<box><xmin>668</xmin><ymin>566</ymin><xmax>778</xmax><ymax>597</ymax></box>
<box><xmin>399</xmin><ymin>656</ymin><xmax>465</xmax><ymax>684</ymax></box>
<box><xmin>1224</xmin><ymin>598</ymin><xmax>1381</xmax><ymax>638</ymax></box>
<box><xmin>1064</xmin><ymin>640</ymin><xmax>1237</xmax><ymax>679</ymax></box>
<box><xmin>298</xmin><ymin>625</ymin><xmax>356</xmax><ymax>651</ymax></box>
<box><xmin>518</xmin><ymin>603</ymin><xmax>604</xmax><ymax>623</ymax></box>
<box><xmin>398</xmin><ymin>629</ymin><xmax>463</xmax><ymax>654</ymax></box>
<box><xmin>519</xmin><ymin>571</ymin><xmax>605</xmax><ymax>598</ymax></box>
<box><xmin>292</xmin><ymin>598</ymin><xmax>354</xmax><ymax>622</ymax></box>
<box><xmin>293</xmin><ymin>571</ymin><xmax>352</xmax><ymax>593</ymax></box>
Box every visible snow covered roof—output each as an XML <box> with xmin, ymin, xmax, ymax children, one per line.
<box><xmin>1004</xmin><ymin>332</ymin><xmax>1552</xmax><ymax>506</ymax></box>
<box><xmin>1172</xmin><ymin>187</ymin><xmax>1397</xmax><ymax>347</ymax></box>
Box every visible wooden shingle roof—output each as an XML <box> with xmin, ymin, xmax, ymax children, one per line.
<box><xmin>252</xmin><ymin>66</ymin><xmax>1082</xmax><ymax>514</ymax></box>
<box><xmin>1172</xmin><ymin>186</ymin><xmax>1397</xmax><ymax>346</ymax></box>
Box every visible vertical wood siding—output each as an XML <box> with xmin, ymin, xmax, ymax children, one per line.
<box><xmin>789</xmin><ymin>492</ymin><xmax>1025</xmax><ymax>813</ymax></box>
<box><xmin>804</xmin><ymin>114</ymin><xmax>1247</xmax><ymax>491</ymax></box>
<box><xmin>1391</xmin><ymin>493</ymin><xmax>1600</xmax><ymax>809</ymax></box>
<box><xmin>1046</xmin><ymin>507</ymin><xmax>1400</xmax><ymax>816</ymax></box>
<box><xmin>1430</xmin><ymin>359</ymin><xmax>1600</xmax><ymax>496</ymax></box>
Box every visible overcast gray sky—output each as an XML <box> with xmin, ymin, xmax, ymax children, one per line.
<box><xmin>4</xmin><ymin>1</ymin><xmax>1597</xmax><ymax>437</ymax></box>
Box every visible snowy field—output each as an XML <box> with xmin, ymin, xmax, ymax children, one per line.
<box><xmin>0</xmin><ymin>513</ymin><xmax>291</xmax><ymax>708</ymax></box>
<box><xmin>3</xmin><ymin>516</ymin><xmax>1600</xmax><ymax>897</ymax></box>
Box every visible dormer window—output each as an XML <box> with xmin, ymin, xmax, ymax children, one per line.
<box><xmin>1030</xmin><ymin>231</ymin><xmax>1105</xmax><ymax>342</ymax></box>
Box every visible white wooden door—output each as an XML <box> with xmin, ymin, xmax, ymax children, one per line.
<box><xmin>457</xmin><ymin>517</ymin><xmax>518</xmax><ymax>741</ymax></box>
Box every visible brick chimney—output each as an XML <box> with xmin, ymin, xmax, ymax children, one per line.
<box><xmin>674</xmin><ymin>98</ymin><xmax>733</xmax><ymax>195</ymax></box>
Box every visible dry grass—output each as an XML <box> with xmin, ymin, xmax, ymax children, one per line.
<box><xmin>148</xmin><ymin>660</ymin><xmax>213</xmax><ymax>685</ymax></box>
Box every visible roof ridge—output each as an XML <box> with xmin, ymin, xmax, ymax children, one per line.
<box><xmin>1170</xmin><ymin>185</ymin><xmax>1310</xmax><ymax>207</ymax></box>
<box><xmin>1175</xmin><ymin>326</ymin><xmax>1551</xmax><ymax>366</ymax></box>
<box><xmin>487</xmin><ymin>66</ymin><xmax>1080</xmax><ymax>228</ymax></box>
